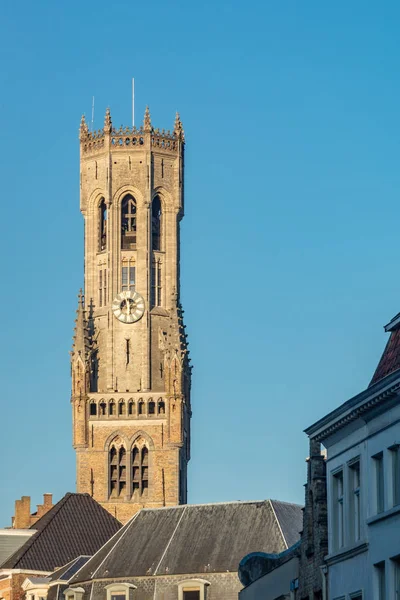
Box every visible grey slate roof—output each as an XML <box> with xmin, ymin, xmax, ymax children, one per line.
<box><xmin>0</xmin><ymin>530</ymin><xmax>36</xmax><ymax>567</ymax></box>
<box><xmin>270</xmin><ymin>500</ymin><xmax>303</xmax><ymax>548</ymax></box>
<box><xmin>1</xmin><ymin>494</ymin><xmax>122</xmax><ymax>572</ymax></box>
<box><xmin>71</xmin><ymin>500</ymin><xmax>303</xmax><ymax>582</ymax></box>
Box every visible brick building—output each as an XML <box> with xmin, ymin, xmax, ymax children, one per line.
<box><xmin>72</xmin><ymin>107</ymin><xmax>191</xmax><ymax>523</ymax></box>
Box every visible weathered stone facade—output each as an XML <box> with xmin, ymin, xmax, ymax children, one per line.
<box><xmin>298</xmin><ymin>438</ymin><xmax>327</xmax><ymax>600</ymax></box>
<box><xmin>71</xmin><ymin>108</ymin><xmax>191</xmax><ymax>523</ymax></box>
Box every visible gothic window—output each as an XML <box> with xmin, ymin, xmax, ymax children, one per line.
<box><xmin>122</xmin><ymin>262</ymin><xmax>135</xmax><ymax>292</ymax></box>
<box><xmin>99</xmin><ymin>199</ymin><xmax>107</xmax><ymax>251</ymax></box>
<box><xmin>151</xmin><ymin>195</ymin><xmax>162</xmax><ymax>251</ymax></box>
<box><xmin>90</xmin><ymin>401</ymin><xmax>97</xmax><ymax>416</ymax></box>
<box><xmin>128</xmin><ymin>400</ymin><xmax>134</xmax><ymax>416</ymax></box>
<box><xmin>118</xmin><ymin>400</ymin><xmax>126</xmax><ymax>416</ymax></box>
<box><xmin>121</xmin><ymin>195</ymin><xmax>137</xmax><ymax>250</ymax></box>
<box><xmin>138</xmin><ymin>399</ymin><xmax>144</xmax><ymax>415</ymax></box>
<box><xmin>109</xmin><ymin>443</ymin><xmax>127</xmax><ymax>498</ymax></box>
<box><xmin>151</xmin><ymin>259</ymin><xmax>162</xmax><ymax>307</ymax></box>
<box><xmin>158</xmin><ymin>399</ymin><xmax>165</xmax><ymax>415</ymax></box>
<box><xmin>148</xmin><ymin>399</ymin><xmax>155</xmax><ymax>415</ymax></box>
<box><xmin>131</xmin><ymin>444</ymin><xmax>149</xmax><ymax>497</ymax></box>
<box><xmin>100</xmin><ymin>401</ymin><xmax>106</xmax><ymax>416</ymax></box>
<box><xmin>109</xmin><ymin>400</ymin><xmax>115</xmax><ymax>416</ymax></box>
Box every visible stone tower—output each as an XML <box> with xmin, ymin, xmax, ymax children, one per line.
<box><xmin>70</xmin><ymin>106</ymin><xmax>191</xmax><ymax>523</ymax></box>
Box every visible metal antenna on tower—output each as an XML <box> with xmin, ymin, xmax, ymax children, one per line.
<box><xmin>132</xmin><ymin>78</ymin><xmax>135</xmax><ymax>128</ymax></box>
<box><xmin>91</xmin><ymin>96</ymin><xmax>95</xmax><ymax>131</ymax></box>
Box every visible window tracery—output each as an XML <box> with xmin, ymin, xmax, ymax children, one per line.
<box><xmin>151</xmin><ymin>195</ymin><xmax>162</xmax><ymax>251</ymax></box>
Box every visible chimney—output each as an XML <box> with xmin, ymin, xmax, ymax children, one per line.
<box><xmin>13</xmin><ymin>496</ymin><xmax>31</xmax><ymax>529</ymax></box>
<box><xmin>43</xmin><ymin>493</ymin><xmax>53</xmax><ymax>507</ymax></box>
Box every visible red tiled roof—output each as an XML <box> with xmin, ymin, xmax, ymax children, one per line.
<box><xmin>369</xmin><ymin>326</ymin><xmax>400</xmax><ymax>386</ymax></box>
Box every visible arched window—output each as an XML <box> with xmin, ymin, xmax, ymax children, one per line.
<box><xmin>121</xmin><ymin>195</ymin><xmax>137</xmax><ymax>250</ymax></box>
<box><xmin>118</xmin><ymin>400</ymin><xmax>126</xmax><ymax>416</ymax></box>
<box><xmin>148</xmin><ymin>399</ymin><xmax>155</xmax><ymax>415</ymax></box>
<box><xmin>158</xmin><ymin>399</ymin><xmax>165</xmax><ymax>415</ymax></box>
<box><xmin>138</xmin><ymin>399</ymin><xmax>144</xmax><ymax>415</ymax></box>
<box><xmin>99</xmin><ymin>401</ymin><xmax>106</xmax><ymax>416</ymax></box>
<box><xmin>151</xmin><ymin>195</ymin><xmax>162</xmax><ymax>251</ymax></box>
<box><xmin>109</xmin><ymin>442</ymin><xmax>126</xmax><ymax>498</ymax></box>
<box><xmin>109</xmin><ymin>400</ymin><xmax>115</xmax><ymax>416</ymax></box>
<box><xmin>131</xmin><ymin>444</ymin><xmax>149</xmax><ymax>497</ymax></box>
<box><xmin>128</xmin><ymin>400</ymin><xmax>135</xmax><ymax>416</ymax></box>
<box><xmin>99</xmin><ymin>199</ymin><xmax>107</xmax><ymax>251</ymax></box>
<box><xmin>90</xmin><ymin>401</ymin><xmax>97</xmax><ymax>416</ymax></box>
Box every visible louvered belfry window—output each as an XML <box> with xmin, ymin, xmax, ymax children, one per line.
<box><xmin>131</xmin><ymin>445</ymin><xmax>149</xmax><ymax>497</ymax></box>
<box><xmin>109</xmin><ymin>445</ymin><xmax>127</xmax><ymax>497</ymax></box>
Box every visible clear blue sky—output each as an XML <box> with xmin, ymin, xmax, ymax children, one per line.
<box><xmin>1</xmin><ymin>0</ymin><xmax>400</xmax><ymax>526</ymax></box>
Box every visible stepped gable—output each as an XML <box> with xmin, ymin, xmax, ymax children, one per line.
<box><xmin>370</xmin><ymin>312</ymin><xmax>400</xmax><ymax>386</ymax></box>
<box><xmin>71</xmin><ymin>500</ymin><xmax>303</xmax><ymax>582</ymax></box>
<box><xmin>1</xmin><ymin>494</ymin><xmax>121</xmax><ymax>572</ymax></box>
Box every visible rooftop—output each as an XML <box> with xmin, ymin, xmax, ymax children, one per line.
<box><xmin>1</xmin><ymin>493</ymin><xmax>121</xmax><ymax>572</ymax></box>
<box><xmin>70</xmin><ymin>499</ymin><xmax>303</xmax><ymax>582</ymax></box>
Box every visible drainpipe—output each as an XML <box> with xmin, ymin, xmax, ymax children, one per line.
<box><xmin>320</xmin><ymin>565</ymin><xmax>328</xmax><ymax>600</ymax></box>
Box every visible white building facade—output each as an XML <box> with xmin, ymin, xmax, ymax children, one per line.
<box><xmin>306</xmin><ymin>312</ymin><xmax>400</xmax><ymax>600</ymax></box>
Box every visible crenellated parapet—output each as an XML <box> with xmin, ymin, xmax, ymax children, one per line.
<box><xmin>80</xmin><ymin>107</ymin><xmax>184</xmax><ymax>156</ymax></box>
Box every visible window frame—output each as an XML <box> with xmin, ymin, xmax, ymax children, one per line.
<box><xmin>63</xmin><ymin>587</ymin><xmax>84</xmax><ymax>600</ymax></box>
<box><xmin>177</xmin><ymin>579</ymin><xmax>210</xmax><ymax>600</ymax></box>
<box><xmin>373</xmin><ymin>452</ymin><xmax>385</xmax><ymax>514</ymax></box>
<box><xmin>348</xmin><ymin>458</ymin><xmax>361</xmax><ymax>543</ymax></box>
<box><xmin>104</xmin><ymin>583</ymin><xmax>136</xmax><ymax>600</ymax></box>
<box><xmin>332</xmin><ymin>468</ymin><xmax>345</xmax><ymax>550</ymax></box>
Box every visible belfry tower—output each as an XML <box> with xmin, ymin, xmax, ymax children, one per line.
<box><xmin>70</xmin><ymin>106</ymin><xmax>191</xmax><ymax>523</ymax></box>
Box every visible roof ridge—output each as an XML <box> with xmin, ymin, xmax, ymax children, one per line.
<box><xmin>268</xmin><ymin>499</ymin><xmax>288</xmax><ymax>550</ymax></box>
<box><xmin>140</xmin><ymin>499</ymin><xmax>268</xmax><ymax>513</ymax></box>
<box><xmin>153</xmin><ymin>505</ymin><xmax>187</xmax><ymax>575</ymax></box>
<box><xmin>90</xmin><ymin>511</ymin><xmax>140</xmax><ymax>580</ymax></box>
<box><xmin>270</xmin><ymin>499</ymin><xmax>303</xmax><ymax>507</ymax></box>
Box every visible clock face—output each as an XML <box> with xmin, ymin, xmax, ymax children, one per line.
<box><xmin>112</xmin><ymin>291</ymin><xmax>145</xmax><ymax>323</ymax></box>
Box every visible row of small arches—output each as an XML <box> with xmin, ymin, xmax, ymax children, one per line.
<box><xmin>89</xmin><ymin>398</ymin><xmax>165</xmax><ymax>417</ymax></box>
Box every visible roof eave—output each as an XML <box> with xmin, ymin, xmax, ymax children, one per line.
<box><xmin>304</xmin><ymin>369</ymin><xmax>400</xmax><ymax>440</ymax></box>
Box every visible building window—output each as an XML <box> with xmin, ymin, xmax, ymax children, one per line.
<box><xmin>390</xmin><ymin>446</ymin><xmax>400</xmax><ymax>506</ymax></box>
<box><xmin>151</xmin><ymin>259</ymin><xmax>162</xmax><ymax>307</ymax></box>
<box><xmin>178</xmin><ymin>580</ymin><xmax>210</xmax><ymax>600</ymax></box>
<box><xmin>349</xmin><ymin>459</ymin><xmax>361</xmax><ymax>542</ymax></box>
<box><xmin>99</xmin><ymin>199</ymin><xmax>107</xmax><ymax>251</ymax></box>
<box><xmin>128</xmin><ymin>400</ymin><xmax>134</xmax><ymax>416</ymax></box>
<box><xmin>121</xmin><ymin>195</ymin><xmax>137</xmax><ymax>250</ymax></box>
<box><xmin>90</xmin><ymin>402</ymin><xmax>97</xmax><ymax>416</ymax></box>
<box><xmin>122</xmin><ymin>263</ymin><xmax>135</xmax><ymax>292</ymax></box>
<box><xmin>104</xmin><ymin>583</ymin><xmax>136</xmax><ymax>600</ymax></box>
<box><xmin>375</xmin><ymin>561</ymin><xmax>385</xmax><ymax>600</ymax></box>
<box><xmin>151</xmin><ymin>195</ymin><xmax>162</xmax><ymax>251</ymax></box>
<box><xmin>158</xmin><ymin>399</ymin><xmax>165</xmax><ymax>415</ymax></box>
<box><xmin>118</xmin><ymin>400</ymin><xmax>126</xmax><ymax>416</ymax></box>
<box><xmin>131</xmin><ymin>444</ymin><xmax>149</xmax><ymax>497</ymax></box>
<box><xmin>332</xmin><ymin>469</ymin><xmax>344</xmax><ymax>550</ymax></box>
<box><xmin>109</xmin><ymin>444</ymin><xmax>127</xmax><ymax>498</ymax></box>
<box><xmin>373</xmin><ymin>453</ymin><xmax>384</xmax><ymax>514</ymax></box>
<box><xmin>148</xmin><ymin>400</ymin><xmax>155</xmax><ymax>415</ymax></box>
<box><xmin>63</xmin><ymin>588</ymin><xmax>84</xmax><ymax>600</ymax></box>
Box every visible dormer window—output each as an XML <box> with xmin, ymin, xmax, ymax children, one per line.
<box><xmin>178</xmin><ymin>579</ymin><xmax>210</xmax><ymax>600</ymax></box>
<box><xmin>64</xmin><ymin>587</ymin><xmax>84</xmax><ymax>600</ymax></box>
<box><xmin>104</xmin><ymin>583</ymin><xmax>136</xmax><ymax>600</ymax></box>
